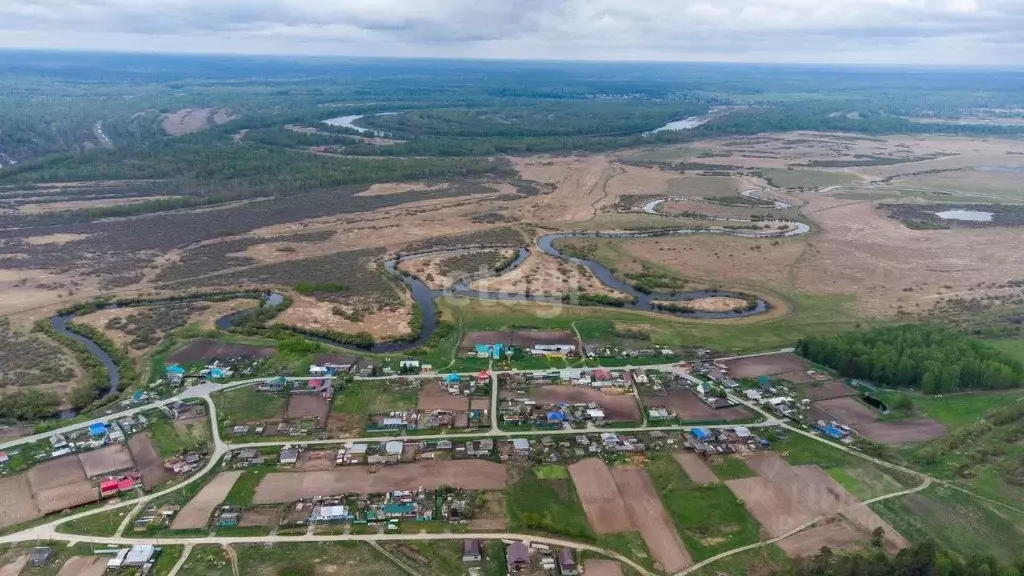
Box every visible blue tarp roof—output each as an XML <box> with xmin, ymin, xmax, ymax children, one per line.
<box><xmin>88</xmin><ymin>423</ymin><xmax>107</xmax><ymax>436</ymax></box>
<box><xmin>692</xmin><ymin>428</ymin><xmax>712</xmax><ymax>440</ymax></box>
<box><xmin>132</xmin><ymin>391</ymin><xmax>144</xmax><ymax>401</ymax></box>
<box><xmin>166</xmin><ymin>364</ymin><xmax>185</xmax><ymax>375</ymax></box>
<box><xmin>823</xmin><ymin>425</ymin><xmax>844</xmax><ymax>439</ymax></box>
<box><xmin>209</xmin><ymin>367</ymin><xmax>227</xmax><ymax>378</ymax></box>
<box><xmin>446</xmin><ymin>372</ymin><xmax>461</xmax><ymax>383</ymax></box>
<box><xmin>546</xmin><ymin>411</ymin><xmax>565</xmax><ymax>422</ymax></box>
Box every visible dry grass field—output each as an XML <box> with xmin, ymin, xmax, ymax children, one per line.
<box><xmin>162</xmin><ymin>107</ymin><xmax>236</xmax><ymax>135</ymax></box>
<box><xmin>274</xmin><ymin>295</ymin><xmax>413</xmax><ymax>340</ymax></box>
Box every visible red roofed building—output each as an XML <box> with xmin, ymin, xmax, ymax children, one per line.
<box><xmin>117</xmin><ymin>478</ymin><xmax>136</xmax><ymax>491</ymax></box>
<box><xmin>476</xmin><ymin>371</ymin><xmax>490</xmax><ymax>383</ymax></box>
<box><xmin>100</xmin><ymin>479</ymin><xmax>119</xmax><ymax>496</ymax></box>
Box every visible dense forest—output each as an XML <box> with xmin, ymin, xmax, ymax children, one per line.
<box><xmin>797</xmin><ymin>325</ymin><xmax>1024</xmax><ymax>393</ymax></box>
<box><xmin>771</xmin><ymin>542</ymin><xmax>1024</xmax><ymax>576</ymax></box>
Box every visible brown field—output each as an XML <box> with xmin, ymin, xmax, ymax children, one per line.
<box><xmin>57</xmin><ymin>556</ymin><xmax>108</xmax><ymax>576</ymax></box>
<box><xmin>239</xmin><ymin>506</ymin><xmax>281</xmax><ymax>527</ymax></box>
<box><xmin>0</xmin><ymin>474</ymin><xmax>41</xmax><ymax>529</ymax></box>
<box><xmin>168</xmin><ymin>339</ymin><xmax>275</xmax><ymax>362</ymax></box>
<box><xmin>27</xmin><ymin>455</ymin><xmax>86</xmax><ymax>493</ymax></box>
<box><xmin>778</xmin><ymin>517</ymin><xmax>865</xmax><ymax>558</ymax></box>
<box><xmin>0</xmin><ymin>425</ymin><xmax>32</xmax><ymax>440</ymax></box>
<box><xmin>417</xmin><ymin>383</ymin><xmax>470</xmax><ymax>411</ymax></box>
<box><xmin>727</xmin><ymin>453</ymin><xmax>907</xmax><ymax>555</ymax></box>
<box><xmin>803</xmin><ymin>381</ymin><xmax>858</xmax><ymax>401</ymax></box>
<box><xmin>814</xmin><ymin>397</ymin><xmax>947</xmax><ymax>444</ymax></box>
<box><xmin>722</xmin><ymin>353</ymin><xmax>811</xmax><ymax>379</ymax></box>
<box><xmin>36</xmin><ymin>481</ymin><xmax>99</xmax><ymax>514</ymax></box>
<box><xmin>79</xmin><ymin>444</ymin><xmax>136</xmax><ymax>478</ymax></box>
<box><xmin>533</xmin><ymin>386</ymin><xmax>641</xmax><ymax>422</ymax></box>
<box><xmin>171</xmin><ymin>471</ymin><xmax>244</xmax><ymax>529</ymax></box>
<box><xmin>461</xmin><ymin>330</ymin><xmax>577</xmax><ymax>350</ymax></box>
<box><xmin>672</xmin><ymin>452</ymin><xmax>720</xmax><ymax>485</ymax></box>
<box><xmin>274</xmin><ymin>295</ymin><xmax>412</xmax><ymax>340</ymax></box>
<box><xmin>645</xmin><ymin>389</ymin><xmax>751</xmax><ymax>422</ymax></box>
<box><xmin>252</xmin><ymin>461</ymin><xmax>507</xmax><ymax>504</ymax></box>
<box><xmin>286</xmin><ymin>394</ymin><xmax>331</xmax><ymax>422</ymax></box>
<box><xmin>567</xmin><ymin>459</ymin><xmax>633</xmax><ymax>534</ymax></box>
<box><xmin>129</xmin><ymin>433</ymin><xmax>173</xmax><ymax>490</ymax></box>
<box><xmin>583</xmin><ymin>560</ymin><xmax>624</xmax><ymax>576</ymax></box>
<box><xmin>469</xmin><ymin>397</ymin><xmax>490</xmax><ymax>411</ymax></box>
<box><xmin>0</xmin><ymin>555</ymin><xmax>27</xmax><ymax>576</ymax></box>
<box><xmin>611</xmin><ymin>467</ymin><xmax>693</xmax><ymax>572</ymax></box>
<box><xmin>296</xmin><ymin>450</ymin><xmax>337</xmax><ymax>471</ymax></box>
<box><xmin>469</xmin><ymin>251</ymin><xmax>629</xmax><ymax>299</ymax></box>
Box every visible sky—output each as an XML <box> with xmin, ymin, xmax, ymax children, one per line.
<box><xmin>2</xmin><ymin>0</ymin><xmax>1023</xmax><ymax>65</ymax></box>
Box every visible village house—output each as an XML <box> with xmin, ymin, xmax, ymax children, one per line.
<box><xmin>279</xmin><ymin>446</ymin><xmax>299</xmax><ymax>465</ymax></box>
<box><xmin>506</xmin><ymin>541</ymin><xmax>531</xmax><ymax>573</ymax></box>
<box><xmin>462</xmin><ymin>539</ymin><xmax>483</xmax><ymax>563</ymax></box>
<box><xmin>558</xmin><ymin>548</ymin><xmax>579</xmax><ymax>576</ymax></box>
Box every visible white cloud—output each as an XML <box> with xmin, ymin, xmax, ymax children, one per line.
<box><xmin>0</xmin><ymin>0</ymin><xmax>1022</xmax><ymax>64</ymax></box>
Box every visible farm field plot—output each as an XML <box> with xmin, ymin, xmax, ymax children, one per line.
<box><xmin>778</xmin><ymin>517</ymin><xmax>864</xmax><ymax>557</ymax></box>
<box><xmin>672</xmin><ymin>452</ymin><xmax>719</xmax><ymax>486</ymax></box>
<box><xmin>417</xmin><ymin>382</ymin><xmax>471</xmax><ymax>411</ymax></box>
<box><xmin>728</xmin><ymin>452</ymin><xmax>907</xmax><ymax>555</ymax></box>
<box><xmin>815</xmin><ymin>397</ymin><xmax>946</xmax><ymax>444</ymax></box>
<box><xmin>171</xmin><ymin>471</ymin><xmax>244</xmax><ymax>529</ymax></box>
<box><xmin>722</xmin><ymin>353</ymin><xmax>812</xmax><ymax>379</ymax></box>
<box><xmin>583</xmin><ymin>559</ymin><xmax>624</xmax><ymax>576</ymax></box>
<box><xmin>26</xmin><ymin>455</ymin><xmax>86</xmax><ymax>492</ymax></box>
<box><xmin>129</xmin><ymin>432</ymin><xmax>174</xmax><ymax>489</ymax></box>
<box><xmin>533</xmin><ymin>386</ymin><xmax>641</xmax><ymax>422</ymax></box>
<box><xmin>78</xmin><ymin>443</ymin><xmax>135</xmax><ymax>478</ymax></box>
<box><xmin>285</xmin><ymin>394</ymin><xmax>330</xmax><ymax>422</ymax></box>
<box><xmin>252</xmin><ymin>461</ymin><xmax>507</xmax><ymax>503</ymax></box>
<box><xmin>56</xmin><ymin>556</ymin><xmax>108</xmax><ymax>576</ymax></box>
<box><xmin>803</xmin><ymin>381</ymin><xmax>858</xmax><ymax>401</ymax></box>
<box><xmin>0</xmin><ymin>475</ymin><xmax>40</xmax><ymax>529</ymax></box>
<box><xmin>36</xmin><ymin>481</ymin><xmax>99</xmax><ymax>514</ymax></box>
<box><xmin>567</xmin><ymin>459</ymin><xmax>633</xmax><ymax>534</ymax></box>
<box><xmin>168</xmin><ymin>339</ymin><xmax>275</xmax><ymax>363</ymax></box>
<box><xmin>645</xmin><ymin>389</ymin><xmax>751</xmax><ymax>422</ymax></box>
<box><xmin>611</xmin><ymin>467</ymin><xmax>693</xmax><ymax>573</ymax></box>
<box><xmin>460</xmin><ymin>329</ymin><xmax>578</xmax><ymax>351</ymax></box>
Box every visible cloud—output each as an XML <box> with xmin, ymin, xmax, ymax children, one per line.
<box><xmin>1</xmin><ymin>0</ymin><xmax>1023</xmax><ymax>64</ymax></box>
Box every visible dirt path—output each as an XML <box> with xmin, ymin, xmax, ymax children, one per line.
<box><xmin>224</xmin><ymin>544</ymin><xmax>239</xmax><ymax>576</ymax></box>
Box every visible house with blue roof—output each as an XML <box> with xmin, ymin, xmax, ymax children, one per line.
<box><xmin>446</xmin><ymin>372</ymin><xmax>461</xmax><ymax>384</ymax></box>
<box><xmin>88</xmin><ymin>423</ymin><xmax>107</xmax><ymax>438</ymax></box>
<box><xmin>166</xmin><ymin>364</ymin><xmax>185</xmax><ymax>376</ymax></box>
<box><xmin>691</xmin><ymin>428</ymin><xmax>713</xmax><ymax>441</ymax></box>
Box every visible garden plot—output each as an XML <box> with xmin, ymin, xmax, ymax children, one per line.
<box><xmin>815</xmin><ymin>397</ymin><xmax>946</xmax><ymax>444</ymax></box>
<box><xmin>611</xmin><ymin>467</ymin><xmax>693</xmax><ymax>572</ymax></box>
<box><xmin>129</xmin><ymin>432</ymin><xmax>174</xmax><ymax>489</ymax></box>
<box><xmin>672</xmin><ymin>452</ymin><xmax>719</xmax><ymax>486</ymax></box>
<box><xmin>79</xmin><ymin>444</ymin><xmax>135</xmax><ymax>478</ymax></box>
<box><xmin>418</xmin><ymin>382</ymin><xmax>471</xmax><ymax>411</ymax></box>
<box><xmin>645</xmin><ymin>389</ymin><xmax>751</xmax><ymax>422</ymax></box>
<box><xmin>172</xmin><ymin>471</ymin><xmax>243</xmax><ymax>529</ymax></box>
<box><xmin>722</xmin><ymin>353</ymin><xmax>812</xmax><ymax>379</ymax></box>
<box><xmin>566</xmin><ymin>458</ymin><xmax>633</xmax><ymax>534</ymax></box>
<box><xmin>285</xmin><ymin>394</ymin><xmax>331</xmax><ymax>422</ymax></box>
<box><xmin>583</xmin><ymin>560</ymin><xmax>624</xmax><ymax>576</ymax></box>
<box><xmin>57</xmin><ymin>556</ymin><xmax>108</xmax><ymax>576</ymax></box>
<box><xmin>532</xmin><ymin>386</ymin><xmax>641</xmax><ymax>422</ymax></box>
<box><xmin>726</xmin><ymin>453</ymin><xmax>908</xmax><ymax>556</ymax></box>
<box><xmin>0</xmin><ymin>475</ymin><xmax>40</xmax><ymax>529</ymax></box>
<box><xmin>252</xmin><ymin>461</ymin><xmax>507</xmax><ymax>504</ymax></box>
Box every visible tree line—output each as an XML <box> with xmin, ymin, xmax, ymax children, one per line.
<box><xmin>796</xmin><ymin>325</ymin><xmax>1024</xmax><ymax>394</ymax></box>
<box><xmin>772</xmin><ymin>542</ymin><xmax>1024</xmax><ymax>576</ymax></box>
